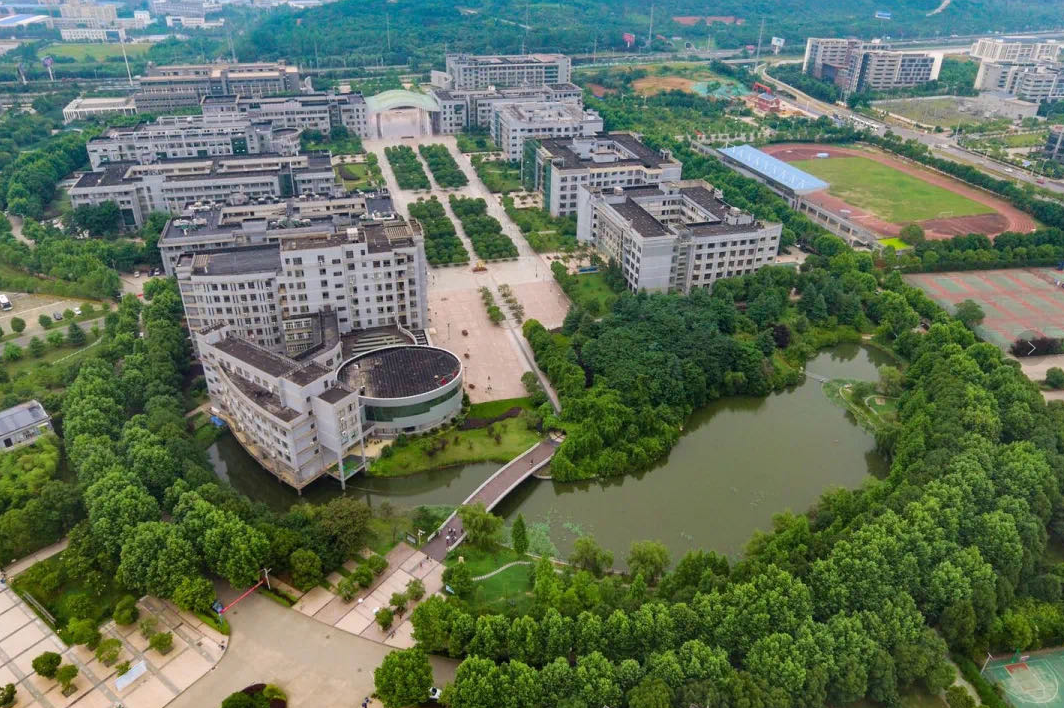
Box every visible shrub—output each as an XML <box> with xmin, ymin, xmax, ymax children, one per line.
<box><xmin>390</xmin><ymin>591</ymin><xmax>408</xmax><ymax>614</ymax></box>
<box><xmin>139</xmin><ymin>616</ymin><xmax>158</xmax><ymax>639</ymax></box>
<box><xmin>221</xmin><ymin>692</ymin><xmax>257</xmax><ymax>708</ymax></box>
<box><xmin>56</xmin><ymin>664</ymin><xmax>78</xmax><ymax>693</ymax></box>
<box><xmin>376</xmin><ymin>607</ymin><xmax>394</xmax><ymax>630</ymax></box>
<box><xmin>1047</xmin><ymin>367</ymin><xmax>1064</xmax><ymax>389</ymax></box>
<box><xmin>149</xmin><ymin>631</ymin><xmax>173</xmax><ymax>655</ymax></box>
<box><xmin>32</xmin><ymin>651</ymin><xmax>62</xmax><ymax>679</ymax></box>
<box><xmin>289</xmin><ymin>549</ymin><xmax>324</xmax><ymax>591</ymax></box>
<box><xmin>337</xmin><ymin>574</ymin><xmax>359</xmax><ymax>602</ymax></box>
<box><xmin>263</xmin><ymin>684</ymin><xmax>287</xmax><ymax>701</ymax></box>
<box><xmin>65</xmin><ymin>617</ymin><xmax>100</xmax><ymax>649</ymax></box>
<box><xmin>352</xmin><ymin>565</ymin><xmax>374</xmax><ymax>588</ymax></box>
<box><xmin>0</xmin><ymin>683</ymin><xmax>14</xmax><ymax>708</ymax></box>
<box><xmin>406</xmin><ymin>577</ymin><xmax>426</xmax><ymax>601</ymax></box>
<box><xmin>113</xmin><ymin>595</ymin><xmax>139</xmax><ymax>625</ymax></box>
<box><xmin>95</xmin><ymin>637</ymin><xmax>122</xmax><ymax>666</ymax></box>
<box><xmin>366</xmin><ymin>554</ymin><xmax>388</xmax><ymax>576</ymax></box>
<box><xmin>116</xmin><ymin>660</ymin><xmax>131</xmax><ymax>676</ymax></box>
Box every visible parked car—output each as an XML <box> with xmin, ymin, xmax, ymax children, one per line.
<box><xmin>151</xmin><ymin>268</ymin><xmax>161</xmax><ymax>277</ymax></box>
<box><xmin>429</xmin><ymin>688</ymin><xmax>442</xmax><ymax>702</ymax></box>
<box><xmin>52</xmin><ymin>311</ymin><xmax>63</xmax><ymax>321</ymax></box>
<box><xmin>133</xmin><ymin>271</ymin><xmax>141</xmax><ymax>278</ymax></box>
<box><xmin>73</xmin><ymin>307</ymin><xmax>81</xmax><ymax>316</ymax></box>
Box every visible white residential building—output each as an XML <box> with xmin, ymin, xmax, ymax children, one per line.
<box><xmin>576</xmin><ymin>181</ymin><xmax>782</xmax><ymax>294</ymax></box>
<box><xmin>433</xmin><ymin>53</ymin><xmax>572</xmax><ymax>91</ymax></box>
<box><xmin>69</xmin><ymin>152</ymin><xmax>339</xmax><ymax>227</ymax></box>
<box><xmin>971</xmin><ymin>38</ymin><xmax>1062</xmax><ymax>64</ymax></box>
<box><xmin>974</xmin><ymin>61</ymin><xmax>1064</xmax><ymax>102</ymax></box>
<box><xmin>59</xmin><ymin>27</ymin><xmax>126</xmax><ymax>41</ymax></box>
<box><xmin>62</xmin><ymin>96</ymin><xmax>136</xmax><ymax>123</ymax></box>
<box><xmin>0</xmin><ymin>400</ymin><xmax>53</xmax><ymax>451</ymax></box>
<box><xmin>524</xmin><ymin>132</ymin><xmax>683</xmax><ymax>217</ymax></box>
<box><xmin>491</xmin><ymin>102</ymin><xmax>602</xmax><ymax>160</ymax></box>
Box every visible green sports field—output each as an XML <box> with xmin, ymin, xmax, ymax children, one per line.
<box><xmin>791</xmin><ymin>156</ymin><xmax>993</xmax><ymax>223</ymax></box>
<box><xmin>44</xmin><ymin>42</ymin><xmax>151</xmax><ymax>61</ymax></box>
<box><xmin>984</xmin><ymin>650</ymin><xmax>1064</xmax><ymax>708</ymax></box>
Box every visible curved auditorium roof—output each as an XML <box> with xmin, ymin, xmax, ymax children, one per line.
<box><xmin>365</xmin><ymin>89</ymin><xmax>441</xmax><ymax>113</ymax></box>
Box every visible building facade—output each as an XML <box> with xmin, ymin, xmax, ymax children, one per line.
<box><xmin>69</xmin><ymin>152</ymin><xmax>338</xmax><ymax>227</ymax></box>
<box><xmin>157</xmin><ymin>192</ymin><xmax>394</xmax><ymax>274</ymax></box>
<box><xmin>523</xmin><ymin>132</ymin><xmax>683</xmax><ymax>216</ymax></box>
<box><xmin>59</xmin><ymin>27</ymin><xmax>126</xmax><ymax>41</ymax></box>
<box><xmin>0</xmin><ymin>400</ymin><xmax>53</xmax><ymax>451</ymax></box>
<box><xmin>133</xmin><ymin>61</ymin><xmax>302</xmax><ymax>113</ymax></box>
<box><xmin>803</xmin><ymin>37</ymin><xmax>940</xmax><ymax>94</ymax></box>
<box><xmin>1046</xmin><ymin>125</ymin><xmax>1064</xmax><ymax>163</ymax></box>
<box><xmin>434</xmin><ymin>53</ymin><xmax>572</xmax><ymax>91</ymax></box>
<box><xmin>491</xmin><ymin>102</ymin><xmax>602</xmax><ymax>160</ymax></box>
<box><xmin>974</xmin><ymin>61</ymin><xmax>1064</xmax><ymax>101</ymax></box>
<box><xmin>971</xmin><ymin>38</ymin><xmax>1062</xmax><ymax>64</ymax></box>
<box><xmin>201</xmin><ymin>93</ymin><xmax>371</xmax><ymax>137</ymax></box>
<box><xmin>86</xmin><ymin>114</ymin><xmax>302</xmax><ymax>169</ymax></box>
<box><xmin>174</xmin><ymin>216</ymin><xmax>429</xmax><ymax>348</ymax></box>
<box><xmin>62</xmin><ymin>96</ymin><xmax>136</xmax><ymax>123</ymax></box>
<box><xmin>576</xmin><ymin>181</ymin><xmax>782</xmax><ymax>293</ymax></box>
<box><xmin>430</xmin><ymin>82</ymin><xmax>582</xmax><ymax>133</ymax></box>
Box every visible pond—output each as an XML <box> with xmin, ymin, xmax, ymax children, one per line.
<box><xmin>208</xmin><ymin>343</ymin><xmax>893</xmax><ymax>560</ymax></box>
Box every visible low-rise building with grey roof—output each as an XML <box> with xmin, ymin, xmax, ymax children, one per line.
<box><xmin>524</xmin><ymin>132</ymin><xmax>683</xmax><ymax>216</ymax></box>
<box><xmin>0</xmin><ymin>400</ymin><xmax>53</xmax><ymax>451</ymax></box>
<box><xmin>576</xmin><ymin>180</ymin><xmax>781</xmax><ymax>293</ymax></box>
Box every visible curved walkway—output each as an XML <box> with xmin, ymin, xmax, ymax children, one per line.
<box><xmin>472</xmin><ymin>560</ymin><xmax>531</xmax><ymax>582</ymax></box>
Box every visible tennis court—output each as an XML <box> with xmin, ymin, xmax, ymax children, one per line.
<box><xmin>984</xmin><ymin>650</ymin><xmax>1064</xmax><ymax>707</ymax></box>
<box><xmin>905</xmin><ymin>269</ymin><xmax>1064</xmax><ymax>350</ymax></box>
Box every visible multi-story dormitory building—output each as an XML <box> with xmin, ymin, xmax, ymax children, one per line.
<box><xmin>181</xmin><ymin>217</ymin><xmax>459</xmax><ymax>490</ymax></box>
<box><xmin>68</xmin><ymin>152</ymin><xmax>338</xmax><ymax>228</ymax></box>
<box><xmin>576</xmin><ymin>180</ymin><xmax>782</xmax><ymax>294</ymax></box>
<box><xmin>156</xmin><ymin>192</ymin><xmax>395</xmax><ymax>274</ymax></box>
<box><xmin>132</xmin><ymin>61</ymin><xmax>303</xmax><ymax>113</ymax></box>
<box><xmin>803</xmin><ymin>38</ymin><xmax>941</xmax><ymax>95</ymax></box>
<box><xmin>433</xmin><ymin>53</ymin><xmax>572</xmax><ymax>91</ymax></box>
<box><xmin>85</xmin><ymin>114</ymin><xmax>304</xmax><ymax>169</ymax></box>
<box><xmin>523</xmin><ymin>132</ymin><xmax>684</xmax><ymax>216</ymax></box>
<box><xmin>200</xmin><ymin>93</ymin><xmax>371</xmax><ymax>137</ymax></box>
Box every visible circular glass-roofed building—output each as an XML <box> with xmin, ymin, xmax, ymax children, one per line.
<box><xmin>337</xmin><ymin>345</ymin><xmax>463</xmax><ymax>436</ymax></box>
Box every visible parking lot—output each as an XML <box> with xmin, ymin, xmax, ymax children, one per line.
<box><xmin>0</xmin><ymin>293</ymin><xmax>100</xmax><ymax>339</ymax></box>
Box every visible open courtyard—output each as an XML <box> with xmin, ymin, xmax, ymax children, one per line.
<box><xmin>367</xmin><ymin>135</ymin><xmax>569</xmax><ymax>404</ymax></box>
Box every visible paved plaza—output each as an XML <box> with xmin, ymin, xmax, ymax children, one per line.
<box><xmin>0</xmin><ymin>583</ymin><xmax>223</xmax><ymax>708</ymax></box>
<box><xmin>368</xmin><ymin>135</ymin><xmax>568</xmax><ymax>404</ymax></box>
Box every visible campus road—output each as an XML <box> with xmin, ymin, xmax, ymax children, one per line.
<box><xmin>167</xmin><ymin>585</ymin><xmax>458</xmax><ymax>708</ymax></box>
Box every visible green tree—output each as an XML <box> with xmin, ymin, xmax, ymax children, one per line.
<box><xmin>289</xmin><ymin>548</ymin><xmax>323</xmax><ymax>591</ymax></box>
<box><xmin>390</xmin><ymin>591</ymin><xmax>409</xmax><ymax>615</ymax></box>
<box><xmin>376</xmin><ymin>607</ymin><xmax>395</xmax><ymax>630</ymax></box>
<box><xmin>32</xmin><ymin>651</ymin><xmax>61</xmax><ymax>679</ymax></box>
<box><xmin>38</xmin><ymin>314</ymin><xmax>51</xmax><ymax>330</ymax></box>
<box><xmin>55</xmin><ymin>664</ymin><xmax>77</xmax><ymax>693</ymax></box>
<box><xmin>570</xmin><ymin>535</ymin><xmax>614</xmax><ymax>577</ymax></box>
<box><xmin>443</xmin><ymin>562</ymin><xmax>474</xmax><ymax>597</ymax></box>
<box><xmin>94</xmin><ymin>637</ymin><xmax>122</xmax><ymax>665</ymax></box>
<box><xmin>406</xmin><ymin>577</ymin><xmax>426</xmax><ymax>600</ymax></box>
<box><xmin>458</xmin><ymin>502</ymin><xmax>503</xmax><ymax>549</ymax></box>
<box><xmin>374</xmin><ymin>647</ymin><xmax>433</xmax><ymax>708</ymax></box>
<box><xmin>65</xmin><ymin>618</ymin><xmax>100</xmax><ymax>649</ymax></box>
<box><xmin>0</xmin><ymin>683</ymin><xmax>14</xmax><ymax>708</ymax></box>
<box><xmin>945</xmin><ymin>685</ymin><xmax>977</xmax><ymax>708</ymax></box>
<box><xmin>149</xmin><ymin>632</ymin><xmax>173</xmax><ymax>654</ymax></box>
<box><xmin>46</xmin><ymin>330</ymin><xmax>64</xmax><ymax>348</ymax></box>
<box><xmin>67</xmin><ymin>322</ymin><xmax>86</xmax><ymax>346</ymax></box>
<box><xmin>628</xmin><ymin>676</ymin><xmax>674</xmax><ymax>708</ymax></box>
<box><xmin>9</xmin><ymin>317</ymin><xmax>24</xmax><ymax>334</ymax></box>
<box><xmin>627</xmin><ymin>540</ymin><xmax>671</xmax><ymax>584</ymax></box>
<box><xmin>220</xmin><ymin>693</ymin><xmax>256</xmax><ymax>708</ymax></box>
<box><xmin>3</xmin><ymin>343</ymin><xmax>21</xmax><ymax>361</ymax></box>
<box><xmin>113</xmin><ymin>596</ymin><xmax>139</xmax><ymax>625</ymax></box>
<box><xmin>899</xmin><ymin>223</ymin><xmax>925</xmax><ymax>244</ymax></box>
<box><xmin>317</xmin><ymin>497</ymin><xmax>372</xmax><ymax>558</ymax></box>
<box><xmin>511</xmin><ymin>513</ymin><xmax>528</xmax><ymax>555</ymax></box>
<box><xmin>172</xmin><ymin>576</ymin><xmax>215</xmax><ymax>614</ymax></box>
<box><xmin>117</xmin><ymin>521</ymin><xmax>200</xmax><ymax>598</ymax></box>
<box><xmin>27</xmin><ymin>336</ymin><xmax>44</xmax><ymax>358</ymax></box>
<box><xmin>1046</xmin><ymin>367</ymin><xmax>1064</xmax><ymax>389</ymax></box>
<box><xmin>954</xmin><ymin>299</ymin><xmax>985</xmax><ymax>329</ymax></box>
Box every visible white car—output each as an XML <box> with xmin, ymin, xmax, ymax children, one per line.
<box><xmin>73</xmin><ymin>307</ymin><xmax>82</xmax><ymax>316</ymax></box>
<box><xmin>428</xmin><ymin>687</ymin><xmax>442</xmax><ymax>702</ymax></box>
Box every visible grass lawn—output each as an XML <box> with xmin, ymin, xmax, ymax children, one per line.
<box><xmin>369</xmin><ymin>417</ymin><xmax>542</xmax><ymax>476</ymax></box>
<box><xmin>792</xmin><ymin>156</ymin><xmax>992</xmax><ymax>223</ymax></box>
<box><xmin>44</xmin><ymin>42</ymin><xmax>151</xmax><ymax>61</ymax></box>
<box><xmin>457</xmin><ymin>132</ymin><xmax>497</xmax><ymax>153</ymax></box>
<box><xmin>3</xmin><ymin>336</ymin><xmax>102</xmax><ymax>378</ymax></box>
<box><xmin>473</xmin><ymin>159</ymin><xmax>522</xmax><ymax>194</ymax></box>
<box><xmin>468</xmin><ymin>397</ymin><xmax>532</xmax><ymax>419</ymax></box>
<box><xmin>569</xmin><ymin>272</ymin><xmax>621</xmax><ymax>313</ymax></box>
<box><xmin>878</xmin><ymin>237</ymin><xmax>912</xmax><ymax>251</ymax></box>
<box><xmin>13</xmin><ymin>554</ymin><xmax>129</xmax><ymax>630</ymax></box>
<box><xmin>502</xmin><ymin>198</ymin><xmax>578</xmax><ymax>252</ymax></box>
<box><xmin>843</xmin><ymin>688</ymin><xmax>945</xmax><ymax>708</ymax></box>
<box><xmin>444</xmin><ymin>545</ymin><xmax>534</xmax><ymax>615</ymax></box>
<box><xmin>335</xmin><ymin>163</ymin><xmax>376</xmax><ymax>190</ymax></box>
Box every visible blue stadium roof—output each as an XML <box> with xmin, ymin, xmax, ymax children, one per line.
<box><xmin>718</xmin><ymin>144</ymin><xmax>829</xmax><ymax>195</ymax></box>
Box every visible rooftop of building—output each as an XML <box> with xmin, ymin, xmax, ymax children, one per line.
<box><xmin>611</xmin><ymin>198</ymin><xmax>670</xmax><ymax>238</ymax></box>
<box><xmin>447</xmin><ymin>52</ymin><xmax>567</xmax><ymax>65</ymax></box>
<box><xmin>498</xmin><ymin>101</ymin><xmax>597</xmax><ymax>122</ymax></box>
<box><xmin>338</xmin><ymin>346</ymin><xmax>461</xmax><ymax>399</ymax></box>
<box><xmin>72</xmin><ymin>151</ymin><xmax>333</xmax><ymax>189</ymax></box>
<box><xmin>718</xmin><ymin>144</ymin><xmax>829</xmax><ymax>195</ymax></box>
<box><xmin>593</xmin><ymin>181</ymin><xmax>767</xmax><ymax>238</ymax></box>
<box><xmin>318</xmin><ymin>384</ymin><xmax>356</xmax><ymax>404</ymax></box>
<box><xmin>184</xmin><ymin>244</ymin><xmax>280</xmax><ymax>276</ymax></box>
<box><xmin>537</xmin><ymin>131</ymin><xmax>677</xmax><ymax>170</ymax></box>
<box><xmin>65</xmin><ymin>96</ymin><xmax>135</xmax><ymax>109</ymax></box>
<box><xmin>0</xmin><ymin>400</ymin><xmax>49</xmax><ymax>437</ymax></box>
<box><xmin>214</xmin><ymin>334</ymin><xmax>330</xmax><ymax>387</ymax></box>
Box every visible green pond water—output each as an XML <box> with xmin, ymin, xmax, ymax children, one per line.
<box><xmin>208</xmin><ymin>343</ymin><xmax>891</xmax><ymax>560</ymax></box>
